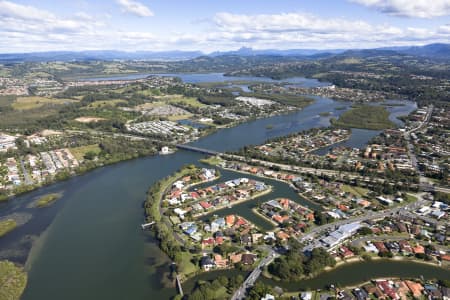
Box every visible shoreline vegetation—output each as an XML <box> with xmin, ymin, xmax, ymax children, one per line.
<box><xmin>143</xmin><ymin>165</ymin><xmax>215</xmax><ymax>280</ymax></box>
<box><xmin>35</xmin><ymin>193</ymin><xmax>62</xmax><ymax>208</ymax></box>
<box><xmin>0</xmin><ymin>260</ymin><xmax>27</xmax><ymax>300</ymax></box>
<box><xmin>265</xmin><ymin>257</ymin><xmax>450</xmax><ymax>297</ymax></box>
<box><xmin>264</xmin><ymin>254</ymin><xmax>449</xmax><ymax>283</ymax></box>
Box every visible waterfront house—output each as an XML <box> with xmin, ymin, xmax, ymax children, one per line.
<box><xmin>214</xmin><ymin>254</ymin><xmax>228</xmax><ymax>268</ymax></box>
<box><xmin>202</xmin><ymin>237</ymin><xmax>215</xmax><ymax>248</ymax></box>
<box><xmin>376</xmin><ymin>280</ymin><xmax>399</xmax><ymax>300</ymax></box>
<box><xmin>200</xmin><ymin>256</ymin><xmax>215</xmax><ymax>271</ymax></box>
<box><xmin>240</xmin><ymin>234</ymin><xmax>252</xmax><ymax>246</ymax></box>
<box><xmin>199</xmin><ymin>201</ymin><xmax>212</xmax><ymax>209</ymax></box>
<box><xmin>339</xmin><ymin>246</ymin><xmax>355</xmax><ymax>259</ymax></box>
<box><xmin>373</xmin><ymin>242</ymin><xmax>388</xmax><ymax>254</ymax></box>
<box><xmin>241</xmin><ymin>253</ymin><xmax>257</xmax><ymax>265</ymax></box>
<box><xmin>184</xmin><ymin>224</ymin><xmax>198</xmax><ymax>236</ymax></box>
<box><xmin>212</xmin><ymin>218</ymin><xmax>226</xmax><ymax>229</ymax></box>
<box><xmin>229</xmin><ymin>253</ymin><xmax>242</xmax><ymax>264</ymax></box>
<box><xmin>412</xmin><ymin>244</ymin><xmax>425</xmax><ymax>254</ymax></box>
<box><xmin>352</xmin><ymin>288</ymin><xmax>369</xmax><ymax>300</ymax></box>
<box><xmin>405</xmin><ymin>280</ymin><xmax>424</xmax><ymax>298</ymax></box>
<box><xmin>399</xmin><ymin>240</ymin><xmax>412</xmax><ymax>255</ymax></box>
<box><xmin>225</xmin><ymin>215</ymin><xmax>236</xmax><ymax>227</ymax></box>
<box><xmin>276</xmin><ymin>231</ymin><xmax>290</xmax><ymax>241</ymax></box>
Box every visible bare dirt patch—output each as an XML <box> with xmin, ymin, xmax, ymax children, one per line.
<box><xmin>75</xmin><ymin>117</ymin><xmax>107</xmax><ymax>123</ymax></box>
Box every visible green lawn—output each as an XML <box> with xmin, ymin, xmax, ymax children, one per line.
<box><xmin>12</xmin><ymin>96</ymin><xmax>76</xmax><ymax>110</ymax></box>
<box><xmin>70</xmin><ymin>144</ymin><xmax>102</xmax><ymax>160</ymax></box>
<box><xmin>0</xmin><ymin>260</ymin><xmax>27</xmax><ymax>300</ymax></box>
<box><xmin>0</xmin><ymin>219</ymin><xmax>17</xmax><ymax>238</ymax></box>
<box><xmin>167</xmin><ymin>96</ymin><xmax>206</xmax><ymax>108</ymax></box>
<box><xmin>342</xmin><ymin>185</ymin><xmax>369</xmax><ymax>197</ymax></box>
<box><xmin>167</xmin><ymin>113</ymin><xmax>194</xmax><ymax>121</ymax></box>
<box><xmin>36</xmin><ymin>193</ymin><xmax>62</xmax><ymax>208</ymax></box>
<box><xmin>332</xmin><ymin>105</ymin><xmax>395</xmax><ymax>130</ymax></box>
<box><xmin>86</xmin><ymin>99</ymin><xmax>127</xmax><ymax>108</ymax></box>
<box><xmin>177</xmin><ymin>252</ymin><xmax>198</xmax><ymax>276</ymax></box>
<box><xmin>405</xmin><ymin>194</ymin><xmax>418</xmax><ymax>202</ymax></box>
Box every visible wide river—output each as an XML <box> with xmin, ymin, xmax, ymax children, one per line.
<box><xmin>0</xmin><ymin>74</ymin><xmax>429</xmax><ymax>300</ymax></box>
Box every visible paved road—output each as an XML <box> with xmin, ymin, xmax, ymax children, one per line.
<box><xmin>299</xmin><ymin>194</ymin><xmax>428</xmax><ymax>247</ymax></box>
<box><xmin>229</xmin><ymin>195</ymin><xmax>426</xmax><ymax>299</ymax></box>
<box><xmin>19</xmin><ymin>159</ymin><xmax>33</xmax><ymax>185</ymax></box>
<box><xmin>231</xmin><ymin>249</ymin><xmax>278</xmax><ymax>300</ymax></box>
<box><xmin>223</xmin><ymin>154</ymin><xmax>388</xmax><ymax>184</ymax></box>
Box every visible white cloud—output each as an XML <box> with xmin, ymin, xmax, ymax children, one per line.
<box><xmin>0</xmin><ymin>0</ymin><xmax>159</xmax><ymax>52</ymax></box>
<box><xmin>0</xmin><ymin>0</ymin><xmax>449</xmax><ymax>53</ymax></box>
<box><xmin>193</xmin><ymin>12</ymin><xmax>450</xmax><ymax>51</ymax></box>
<box><xmin>214</xmin><ymin>12</ymin><xmax>376</xmax><ymax>34</ymax></box>
<box><xmin>350</xmin><ymin>0</ymin><xmax>450</xmax><ymax>18</ymax></box>
<box><xmin>0</xmin><ymin>0</ymin><xmax>54</xmax><ymax>21</ymax></box>
<box><xmin>116</xmin><ymin>0</ymin><xmax>154</xmax><ymax>17</ymax></box>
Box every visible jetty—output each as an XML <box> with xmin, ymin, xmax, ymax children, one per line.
<box><xmin>141</xmin><ymin>221</ymin><xmax>155</xmax><ymax>229</ymax></box>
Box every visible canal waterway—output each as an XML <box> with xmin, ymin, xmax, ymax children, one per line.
<box><xmin>0</xmin><ymin>74</ymin><xmax>423</xmax><ymax>300</ymax></box>
<box><xmin>182</xmin><ymin>260</ymin><xmax>450</xmax><ymax>294</ymax></box>
<box><xmin>194</xmin><ymin>167</ymin><xmax>320</xmax><ymax>231</ymax></box>
<box><xmin>260</xmin><ymin>260</ymin><xmax>450</xmax><ymax>291</ymax></box>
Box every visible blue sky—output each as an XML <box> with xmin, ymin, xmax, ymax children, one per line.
<box><xmin>0</xmin><ymin>0</ymin><xmax>449</xmax><ymax>53</ymax></box>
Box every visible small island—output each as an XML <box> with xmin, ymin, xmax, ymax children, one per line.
<box><xmin>331</xmin><ymin>105</ymin><xmax>395</xmax><ymax>130</ymax></box>
<box><xmin>0</xmin><ymin>260</ymin><xmax>27</xmax><ymax>300</ymax></box>
<box><xmin>35</xmin><ymin>193</ymin><xmax>62</xmax><ymax>208</ymax></box>
<box><xmin>0</xmin><ymin>219</ymin><xmax>17</xmax><ymax>238</ymax></box>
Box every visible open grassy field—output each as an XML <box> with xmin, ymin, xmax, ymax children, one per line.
<box><xmin>0</xmin><ymin>219</ymin><xmax>17</xmax><ymax>238</ymax></box>
<box><xmin>167</xmin><ymin>113</ymin><xmax>193</xmax><ymax>121</ymax></box>
<box><xmin>405</xmin><ymin>194</ymin><xmax>418</xmax><ymax>202</ymax></box>
<box><xmin>177</xmin><ymin>252</ymin><xmax>197</xmax><ymax>276</ymax></box>
<box><xmin>136</xmin><ymin>101</ymin><xmax>165</xmax><ymax>110</ymax></box>
<box><xmin>70</xmin><ymin>144</ymin><xmax>102</xmax><ymax>160</ymax></box>
<box><xmin>86</xmin><ymin>99</ymin><xmax>127</xmax><ymax>108</ymax></box>
<box><xmin>0</xmin><ymin>261</ymin><xmax>27</xmax><ymax>300</ymax></box>
<box><xmin>166</xmin><ymin>95</ymin><xmax>206</xmax><ymax>108</ymax></box>
<box><xmin>0</xmin><ymin>95</ymin><xmax>15</xmax><ymax>109</ymax></box>
<box><xmin>12</xmin><ymin>96</ymin><xmax>76</xmax><ymax>110</ymax></box>
<box><xmin>136</xmin><ymin>89</ymin><xmax>157</xmax><ymax>97</ymax></box>
<box><xmin>341</xmin><ymin>185</ymin><xmax>369</xmax><ymax>197</ymax></box>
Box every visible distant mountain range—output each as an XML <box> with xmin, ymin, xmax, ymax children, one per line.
<box><xmin>0</xmin><ymin>50</ymin><xmax>204</xmax><ymax>63</ymax></box>
<box><xmin>0</xmin><ymin>43</ymin><xmax>448</xmax><ymax>63</ymax></box>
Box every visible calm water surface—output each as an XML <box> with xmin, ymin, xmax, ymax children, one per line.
<box><xmin>0</xmin><ymin>75</ymin><xmax>423</xmax><ymax>300</ymax></box>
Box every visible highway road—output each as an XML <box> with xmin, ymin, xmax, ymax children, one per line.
<box><xmin>223</xmin><ymin>153</ymin><xmax>387</xmax><ymax>184</ymax></box>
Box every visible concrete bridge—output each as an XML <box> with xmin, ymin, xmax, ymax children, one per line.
<box><xmin>175</xmin><ymin>144</ymin><xmax>221</xmax><ymax>156</ymax></box>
